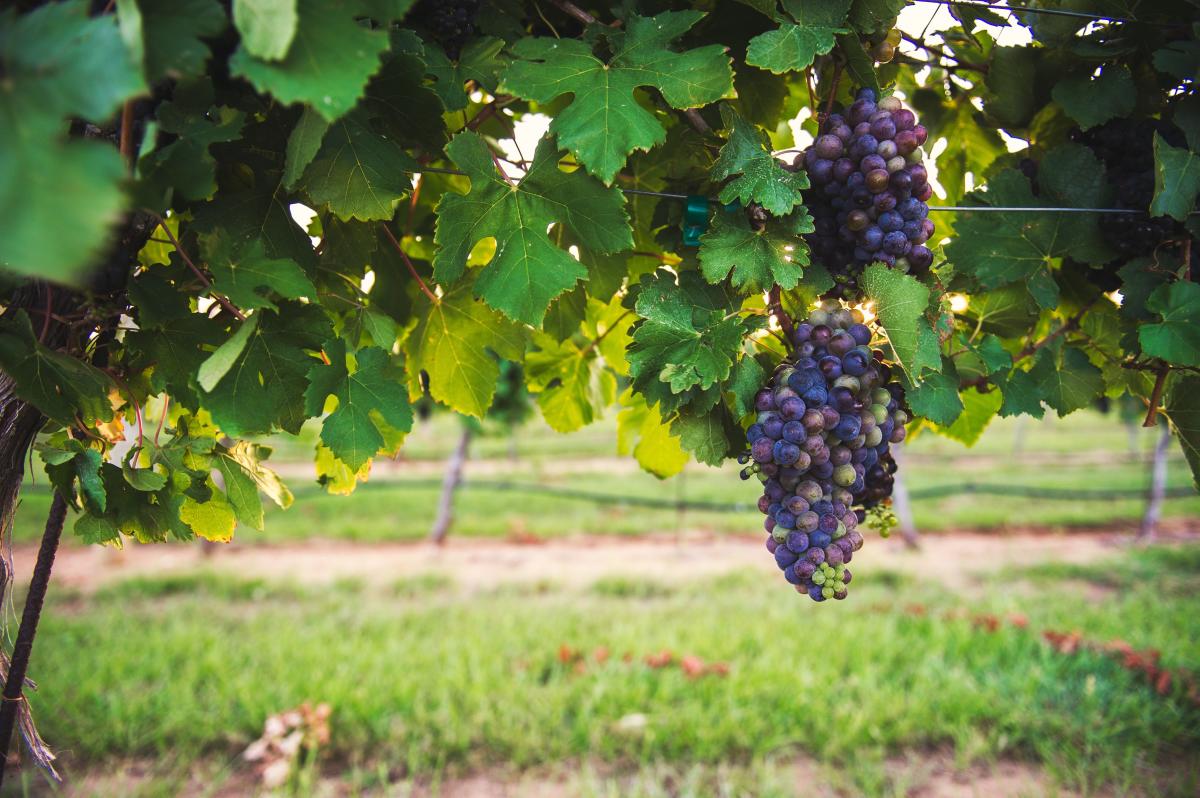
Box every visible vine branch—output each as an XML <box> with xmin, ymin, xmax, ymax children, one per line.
<box><xmin>379</xmin><ymin>224</ymin><xmax>439</xmax><ymax>304</ymax></box>
<box><xmin>0</xmin><ymin>493</ymin><xmax>67</xmax><ymax>790</ymax></box>
<box><xmin>768</xmin><ymin>286</ymin><xmax>795</xmax><ymax>343</ymax></box>
<box><xmin>149</xmin><ymin>214</ymin><xmax>246</xmax><ymax>322</ymax></box>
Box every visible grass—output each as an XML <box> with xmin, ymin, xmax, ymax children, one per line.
<box><xmin>5</xmin><ymin>544</ymin><xmax>1198</xmax><ymax>797</ymax></box>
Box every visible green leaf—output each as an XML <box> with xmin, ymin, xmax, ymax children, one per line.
<box><xmin>121</xmin><ymin>454</ymin><xmax>168</xmax><ymax>492</ymax></box>
<box><xmin>1140</xmin><ymin>280</ymin><xmax>1200</xmax><ymax>367</ymax></box>
<box><xmin>180</xmin><ymin>494</ymin><xmax>237</xmax><ymax>542</ymax></box>
<box><xmin>907</xmin><ymin>364</ymin><xmax>964</xmax><ymax>427</ymax></box>
<box><xmin>217</xmin><ymin>440</ymin><xmax>293</xmax><ymax>522</ymax></box>
<box><xmin>985</xmin><ymin>46</ymin><xmax>1038</xmax><ymax>128</ymax></box>
<box><xmin>627</xmin><ymin>270</ymin><xmax>754</xmax><ymax>396</ymax></box>
<box><xmin>424</xmin><ymin>37</ymin><xmax>507</xmax><ymax>112</ymax></box>
<box><xmin>616</xmin><ymin>389</ymin><xmax>688</xmax><ymax>479</ymax></box>
<box><xmin>930</xmin><ymin>386</ymin><xmax>1002</xmax><ymax>447</ymax></box>
<box><xmin>994</xmin><ymin>367</ymin><xmax>1045</xmax><ymax>419</ymax></box>
<box><xmin>711</xmin><ymin>107</ymin><xmax>809</xmax><ymax>216</ymax></box>
<box><xmin>698</xmin><ymin>209</ymin><xmax>809</xmax><ymax>293</ymax></box>
<box><xmin>922</xmin><ymin>98</ymin><xmax>1005</xmax><ymax>204</ymax></box>
<box><xmin>861</xmin><ymin>263</ymin><xmax>936</xmax><ymax>381</ymax></box>
<box><xmin>848</xmin><ymin>0</ymin><xmax>906</xmax><ymax>33</ymax></box>
<box><xmin>1029</xmin><ymin>345</ymin><xmax>1103</xmax><ymax>417</ymax></box>
<box><xmin>672</xmin><ymin>408</ymin><xmax>737</xmax><ymax>466</ymax></box>
<box><xmin>404</xmin><ymin>286</ymin><xmax>527</xmax><ymax>419</ymax></box>
<box><xmin>0</xmin><ymin>1</ymin><xmax>145</xmax><ymax>121</ymax></box>
<box><xmin>214</xmin><ymin>449</ymin><xmax>265</xmax><ymax>530</ymax></box>
<box><xmin>133</xmin><ymin>0</ymin><xmax>226</xmax><ymax>81</ymax></box>
<box><xmin>76</xmin><ymin>514</ymin><xmax>121</xmax><ymax>545</ymax></box>
<box><xmin>836</xmin><ymin>32</ymin><xmax>879</xmax><ymax>97</ymax></box>
<box><xmin>728</xmin><ymin>355</ymin><xmax>766</xmax><ymax>419</ymax></box>
<box><xmin>201</xmin><ymin>303</ymin><xmax>331</xmax><ymax>435</ymax></box>
<box><xmin>1051</xmin><ymin>65</ymin><xmax>1134</xmax><ymax>130</ymax></box>
<box><xmin>229</xmin><ymin>0</ymin><xmax>389</xmax><ymax>121</ymax></box>
<box><xmin>0</xmin><ymin>311</ymin><xmax>116</xmax><ymax>427</ymax></box>
<box><xmin>526</xmin><ymin>332</ymin><xmax>617</xmax><ymax>433</ymax></box>
<box><xmin>1164</xmin><ymin>373</ymin><xmax>1200</xmax><ymax>490</ymax></box>
<box><xmin>298</xmin><ymin>109</ymin><xmax>419</xmax><ymax>221</ymax></box>
<box><xmin>1154</xmin><ymin>39</ymin><xmax>1200</xmax><ymax>83</ymax></box>
<box><xmin>745</xmin><ymin>0</ymin><xmax>850</xmax><ymax>74</ymax></box>
<box><xmin>434</xmin><ymin>133</ymin><xmax>631</xmax><ymax>326</ymax></box>
<box><xmin>0</xmin><ymin>1</ymin><xmax>145</xmax><ymax>281</ymax></box>
<box><xmin>200</xmin><ymin>232</ymin><xmax>316</xmax><ymax>311</ymax></box>
<box><xmin>137</xmin><ymin>80</ymin><xmax>246</xmax><ymax>204</ymax></box>
<box><xmin>1151</xmin><ymin>133</ymin><xmax>1200</xmax><ymax>222</ymax></box>
<box><xmin>304</xmin><ymin>340</ymin><xmax>414</xmax><ymax>470</ymax></box>
<box><xmin>233</xmin><ymin>0</ymin><xmax>297</xmax><ymax>61</ymax></box>
<box><xmin>198</xmin><ymin>315</ymin><xmax>260</xmax><ymax>392</ymax></box>
<box><xmin>283</xmin><ymin>107</ymin><xmax>330</xmax><ymax>190</ymax></box>
<box><xmin>502</xmin><ymin>11</ymin><xmax>734</xmax><ymax>183</ymax></box>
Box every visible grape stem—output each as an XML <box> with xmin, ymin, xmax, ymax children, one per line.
<box><xmin>549</xmin><ymin>0</ymin><xmax>598</xmax><ymax>26</ymax></box>
<box><xmin>823</xmin><ymin>61</ymin><xmax>844</xmax><ymax>119</ymax></box>
<box><xmin>579</xmin><ymin>309</ymin><xmax>633</xmax><ymax>357</ymax></box>
<box><xmin>768</xmin><ymin>286</ymin><xmax>795</xmax><ymax>343</ymax></box>
<box><xmin>379</xmin><ymin>224</ymin><xmax>440</xmax><ymax>305</ymax></box>
<box><xmin>148</xmin><ymin>213</ymin><xmax>247</xmax><ymax>322</ymax></box>
<box><xmin>1015</xmin><ymin>300</ymin><xmax>1095</xmax><ymax>361</ymax></box>
<box><xmin>1143</xmin><ymin>365</ymin><xmax>1169</xmax><ymax>428</ymax></box>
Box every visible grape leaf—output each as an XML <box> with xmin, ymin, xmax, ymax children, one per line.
<box><xmin>403</xmin><ymin>286</ymin><xmax>527</xmax><ymax>419</ymax></box>
<box><xmin>745</xmin><ymin>0</ymin><xmax>850</xmax><ymax>75</ymax></box>
<box><xmin>0</xmin><ymin>1</ymin><xmax>144</xmax><ymax>281</ymax></box>
<box><xmin>848</xmin><ymin>0</ymin><xmax>907</xmax><ymax>33</ymax></box>
<box><xmin>974</xmin><ymin>335</ymin><xmax>1013</xmax><ymax>375</ymax></box>
<box><xmin>994</xmin><ymin>367</ymin><xmax>1045</xmax><ymax>419</ymax></box>
<box><xmin>1051</xmin><ymin>65</ymin><xmax>1134</xmax><ymax>131</ymax></box>
<box><xmin>698</xmin><ymin>209</ymin><xmax>810</xmax><ymax>293</ymax></box>
<box><xmin>198</xmin><ymin>315</ymin><xmax>260</xmax><ymax>392</ymax></box>
<box><xmin>180</xmin><ymin>494</ymin><xmax>236</xmax><ymax>543</ymax></box>
<box><xmin>947</xmin><ymin>147</ymin><xmax>1110</xmax><ymax>307</ymax></box>
<box><xmin>283</xmin><ymin>108</ymin><xmax>330</xmax><ymax>190</ymax></box>
<box><xmin>672</xmin><ymin>408</ymin><xmax>737</xmax><ymax>466</ymax></box>
<box><xmin>525</xmin><ymin>332</ymin><xmax>617</xmax><ymax>433</ymax></box>
<box><xmin>711</xmin><ymin>107</ymin><xmax>809</xmax><ymax>216</ymax></box>
<box><xmin>627</xmin><ymin>270</ymin><xmax>754</xmax><ymax>396</ymax></box>
<box><xmin>1140</xmin><ymin>280</ymin><xmax>1200</xmax><ymax>367</ymax></box>
<box><xmin>920</xmin><ymin>95</ymin><xmax>1005</xmax><ymax>204</ymax></box>
<box><xmin>728</xmin><ymin>354</ymin><xmax>766</xmax><ymax>419</ymax></box>
<box><xmin>229</xmin><ymin>0</ymin><xmax>389</xmax><ymax>121</ymax></box>
<box><xmin>984</xmin><ymin>46</ymin><xmax>1039</xmax><ymax>128</ymax></box>
<box><xmin>434</xmin><ymin>133</ymin><xmax>631</xmax><ymax>326</ymax></box>
<box><xmin>502</xmin><ymin>10</ymin><xmax>734</xmax><ymax>183</ymax></box>
<box><xmin>132</xmin><ymin>0</ymin><xmax>226</xmax><ymax>81</ymax></box>
<box><xmin>930</xmin><ymin>386</ymin><xmax>1002</xmax><ymax>447</ymax></box>
<box><xmin>304</xmin><ymin>340</ymin><xmax>414</xmax><ymax>470</ymax></box>
<box><xmin>217</xmin><ymin>440</ymin><xmax>293</xmax><ymax>521</ymax></box>
<box><xmin>233</xmin><ymin>0</ymin><xmax>298</xmax><ymax>61</ymax></box>
<box><xmin>424</xmin><ymin>37</ymin><xmax>507</xmax><ymax>112</ymax></box>
<box><xmin>861</xmin><ymin>263</ymin><xmax>937</xmax><ymax>381</ymax></box>
<box><xmin>1029</xmin><ymin>344</ymin><xmax>1103</xmax><ymax>417</ymax></box>
<box><xmin>616</xmin><ymin>389</ymin><xmax>688</xmax><ymax>479</ymax></box>
<box><xmin>1164</xmin><ymin>373</ymin><xmax>1200</xmax><ymax>489</ymax></box>
<box><xmin>0</xmin><ymin>311</ymin><xmax>116</xmax><ymax>427</ymax></box>
<box><xmin>137</xmin><ymin>80</ymin><xmax>246</xmax><ymax>204</ymax></box>
<box><xmin>201</xmin><ymin>303</ymin><xmax>331</xmax><ymax>435</ymax></box>
<box><xmin>1151</xmin><ymin>133</ymin><xmax>1200</xmax><ymax>222</ymax></box>
<box><xmin>362</xmin><ymin>43</ymin><xmax>447</xmax><ymax>148</ymax></box>
<box><xmin>200</xmin><ymin>231</ymin><xmax>317</xmax><ymax>311</ymax></box>
<box><xmin>298</xmin><ymin>109</ymin><xmax>419</xmax><ymax>221</ymax></box>
<box><xmin>907</xmin><ymin>364</ymin><xmax>964</xmax><ymax>427</ymax></box>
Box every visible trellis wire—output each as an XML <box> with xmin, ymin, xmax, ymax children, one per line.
<box><xmin>909</xmin><ymin>0</ymin><xmax>1171</xmax><ymax>27</ymax></box>
<box><xmin>414</xmin><ymin>165</ymin><xmax>1191</xmax><ymax>215</ymax></box>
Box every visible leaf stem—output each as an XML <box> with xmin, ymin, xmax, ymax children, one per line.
<box><xmin>580</xmin><ymin>309</ymin><xmax>633</xmax><ymax>358</ymax></box>
<box><xmin>548</xmin><ymin>0</ymin><xmax>597</xmax><ymax>25</ymax></box>
<box><xmin>153</xmin><ymin>395</ymin><xmax>169</xmax><ymax>446</ymax></box>
<box><xmin>119</xmin><ymin>100</ymin><xmax>135</xmax><ymax>169</ymax></box>
<box><xmin>379</xmin><ymin>224</ymin><xmax>440</xmax><ymax>304</ymax></box>
<box><xmin>1016</xmin><ymin>300</ymin><xmax>1094</xmax><ymax>361</ymax></box>
<box><xmin>1143</xmin><ymin>365</ymin><xmax>1169</xmax><ymax>428</ymax></box>
<box><xmin>149</xmin><ymin>214</ymin><xmax>246</xmax><ymax>322</ymax></box>
<box><xmin>824</xmin><ymin>61</ymin><xmax>844</xmax><ymax>118</ymax></box>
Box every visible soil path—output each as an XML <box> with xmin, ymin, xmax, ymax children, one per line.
<box><xmin>19</xmin><ymin>520</ymin><xmax>1197</xmax><ymax>596</ymax></box>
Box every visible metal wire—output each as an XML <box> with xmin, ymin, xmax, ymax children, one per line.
<box><xmin>411</xmin><ymin>166</ymin><xmax>1194</xmax><ymax>215</ymax></box>
<box><xmin>909</xmin><ymin>0</ymin><xmax>1169</xmax><ymax>26</ymax></box>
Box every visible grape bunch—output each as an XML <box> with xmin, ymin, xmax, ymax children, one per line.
<box><xmin>1070</xmin><ymin>118</ymin><xmax>1188</xmax><ymax>260</ymax></box>
<box><xmin>412</xmin><ymin>0</ymin><xmax>481</xmax><ymax>59</ymax></box>
<box><xmin>795</xmin><ymin>88</ymin><xmax>935</xmax><ymax>297</ymax></box>
<box><xmin>741</xmin><ymin>302</ymin><xmax>909</xmax><ymax>601</ymax></box>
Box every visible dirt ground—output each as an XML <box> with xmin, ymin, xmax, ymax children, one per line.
<box><xmin>18</xmin><ymin>518</ymin><xmax>1197</xmax><ymax>596</ymax></box>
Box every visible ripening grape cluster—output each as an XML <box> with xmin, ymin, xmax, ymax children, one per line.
<box><xmin>741</xmin><ymin>302</ymin><xmax>908</xmax><ymax>601</ymax></box>
<box><xmin>413</xmin><ymin>0</ymin><xmax>480</xmax><ymax>59</ymax></box>
<box><xmin>795</xmin><ymin>88</ymin><xmax>935</xmax><ymax>297</ymax></box>
<box><xmin>1071</xmin><ymin>118</ymin><xmax>1189</xmax><ymax>261</ymax></box>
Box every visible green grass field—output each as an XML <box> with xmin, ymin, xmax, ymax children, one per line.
<box><xmin>1</xmin><ymin>544</ymin><xmax>1197</xmax><ymax>797</ymax></box>
<box><xmin>9</xmin><ymin>410</ymin><xmax>1200</xmax><ymax>545</ymax></box>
